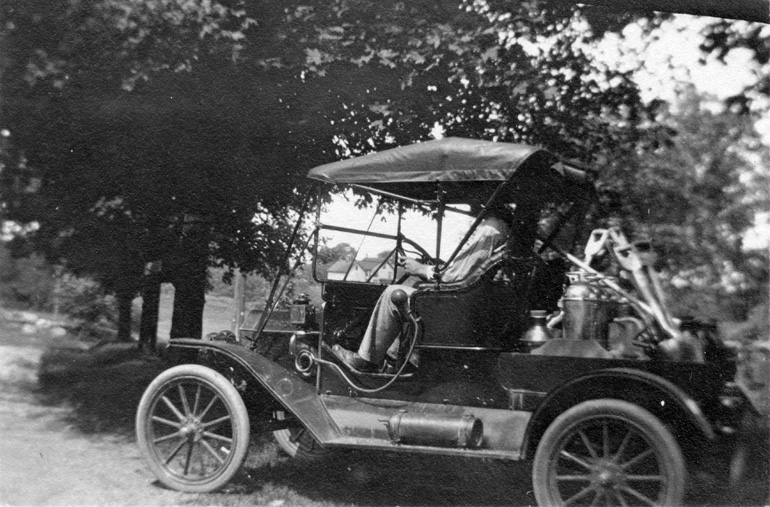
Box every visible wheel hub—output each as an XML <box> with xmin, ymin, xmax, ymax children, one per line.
<box><xmin>593</xmin><ymin>460</ymin><xmax>625</xmax><ymax>489</ymax></box>
<box><xmin>181</xmin><ymin>417</ymin><xmax>203</xmax><ymax>442</ymax></box>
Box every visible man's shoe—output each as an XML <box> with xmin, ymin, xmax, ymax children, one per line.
<box><xmin>332</xmin><ymin>345</ymin><xmax>378</xmax><ymax>372</ymax></box>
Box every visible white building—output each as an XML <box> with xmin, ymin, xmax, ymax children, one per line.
<box><xmin>326</xmin><ymin>257</ymin><xmax>396</xmax><ymax>283</ymax></box>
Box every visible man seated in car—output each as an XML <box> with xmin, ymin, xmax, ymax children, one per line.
<box><xmin>333</xmin><ymin>202</ymin><xmax>514</xmax><ymax>372</ymax></box>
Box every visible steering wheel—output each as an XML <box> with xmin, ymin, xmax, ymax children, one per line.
<box><xmin>394</xmin><ymin>242</ymin><xmax>439</xmax><ymax>285</ymax></box>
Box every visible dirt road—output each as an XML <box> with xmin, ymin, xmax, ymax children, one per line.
<box><xmin>0</xmin><ymin>335</ymin><xmax>190</xmax><ymax>506</ymax></box>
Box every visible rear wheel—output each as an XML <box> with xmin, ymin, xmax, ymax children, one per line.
<box><xmin>273</xmin><ymin>410</ymin><xmax>329</xmax><ymax>460</ymax></box>
<box><xmin>533</xmin><ymin>399</ymin><xmax>686</xmax><ymax>506</ymax></box>
<box><xmin>136</xmin><ymin>364</ymin><xmax>250</xmax><ymax>493</ymax></box>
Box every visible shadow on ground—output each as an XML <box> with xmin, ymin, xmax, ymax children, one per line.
<box><xmin>222</xmin><ymin>441</ymin><xmax>536</xmax><ymax>507</ymax></box>
<box><xmin>206</xmin><ymin>443</ymin><xmax>770</xmax><ymax>507</ymax></box>
<box><xmin>37</xmin><ymin>342</ymin><xmax>167</xmax><ymax>435</ymax></box>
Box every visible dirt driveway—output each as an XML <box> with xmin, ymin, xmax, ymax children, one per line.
<box><xmin>0</xmin><ymin>331</ymin><xmax>191</xmax><ymax>506</ymax></box>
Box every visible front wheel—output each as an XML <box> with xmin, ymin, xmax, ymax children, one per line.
<box><xmin>136</xmin><ymin>364</ymin><xmax>250</xmax><ymax>493</ymax></box>
<box><xmin>532</xmin><ymin>399</ymin><xmax>686</xmax><ymax>506</ymax></box>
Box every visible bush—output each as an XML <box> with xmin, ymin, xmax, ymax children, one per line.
<box><xmin>0</xmin><ymin>244</ymin><xmax>55</xmax><ymax>310</ymax></box>
<box><xmin>723</xmin><ymin>300</ymin><xmax>770</xmax><ymax>343</ymax></box>
<box><xmin>58</xmin><ymin>275</ymin><xmax>115</xmax><ymax>322</ymax></box>
<box><xmin>57</xmin><ymin>274</ymin><xmax>120</xmax><ymax>338</ymax></box>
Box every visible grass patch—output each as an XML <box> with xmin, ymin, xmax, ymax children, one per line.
<box><xmin>37</xmin><ymin>342</ymin><xmax>168</xmax><ymax>435</ymax></box>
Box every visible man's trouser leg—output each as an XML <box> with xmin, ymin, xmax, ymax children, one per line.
<box><xmin>357</xmin><ymin>285</ymin><xmax>414</xmax><ymax>365</ymax></box>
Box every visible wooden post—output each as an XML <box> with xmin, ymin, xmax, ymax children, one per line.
<box><xmin>52</xmin><ymin>265</ymin><xmax>63</xmax><ymax>317</ymax></box>
<box><xmin>232</xmin><ymin>270</ymin><xmax>246</xmax><ymax>339</ymax></box>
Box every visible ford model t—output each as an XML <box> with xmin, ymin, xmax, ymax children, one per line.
<box><xmin>136</xmin><ymin>138</ymin><xmax>764</xmax><ymax>505</ymax></box>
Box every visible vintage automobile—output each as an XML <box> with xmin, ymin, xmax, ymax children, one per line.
<box><xmin>136</xmin><ymin>138</ymin><xmax>764</xmax><ymax>506</ymax></box>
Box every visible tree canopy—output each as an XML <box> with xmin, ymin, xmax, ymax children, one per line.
<box><xmin>1</xmin><ymin>0</ymin><xmax>765</xmax><ymax>337</ymax></box>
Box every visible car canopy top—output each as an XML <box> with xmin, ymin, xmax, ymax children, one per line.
<box><xmin>307</xmin><ymin>137</ymin><xmax>592</xmax><ymax>203</ymax></box>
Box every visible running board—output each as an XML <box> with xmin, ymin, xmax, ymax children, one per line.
<box><xmin>323</xmin><ymin>437</ymin><xmax>522</xmax><ymax>460</ymax></box>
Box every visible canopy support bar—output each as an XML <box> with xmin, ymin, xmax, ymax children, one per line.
<box><xmin>349</xmin><ymin>184</ymin><xmax>470</xmax><ymax>217</ymax></box>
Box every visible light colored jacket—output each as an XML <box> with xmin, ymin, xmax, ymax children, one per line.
<box><xmin>441</xmin><ymin>216</ymin><xmax>509</xmax><ymax>283</ymax></box>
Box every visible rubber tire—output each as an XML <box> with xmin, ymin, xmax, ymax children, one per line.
<box><xmin>273</xmin><ymin>411</ymin><xmax>330</xmax><ymax>460</ymax></box>
<box><xmin>136</xmin><ymin>364</ymin><xmax>250</xmax><ymax>493</ymax></box>
<box><xmin>532</xmin><ymin>399</ymin><xmax>686</xmax><ymax>507</ymax></box>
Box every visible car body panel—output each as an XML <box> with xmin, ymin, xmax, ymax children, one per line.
<box><xmin>168</xmin><ymin>339</ymin><xmax>343</xmax><ymax>444</ymax></box>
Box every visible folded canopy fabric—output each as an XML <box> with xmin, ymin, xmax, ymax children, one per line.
<box><xmin>307</xmin><ymin>138</ymin><xmax>552</xmax><ymax>185</ymax></box>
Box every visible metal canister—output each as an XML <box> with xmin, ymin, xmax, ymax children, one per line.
<box><xmin>521</xmin><ymin>310</ymin><xmax>552</xmax><ymax>351</ymax></box>
<box><xmin>386</xmin><ymin>412</ymin><xmax>484</xmax><ymax>448</ymax></box>
<box><xmin>562</xmin><ymin>271</ymin><xmax>618</xmax><ymax>348</ymax></box>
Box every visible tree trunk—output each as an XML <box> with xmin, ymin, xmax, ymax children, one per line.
<box><xmin>116</xmin><ymin>290</ymin><xmax>133</xmax><ymax>342</ymax></box>
<box><xmin>170</xmin><ymin>255</ymin><xmax>208</xmax><ymax>339</ymax></box>
<box><xmin>139</xmin><ymin>274</ymin><xmax>161</xmax><ymax>352</ymax></box>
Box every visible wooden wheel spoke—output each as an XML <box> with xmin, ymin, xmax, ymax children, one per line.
<box><xmin>198</xmin><ymin>396</ymin><xmax>218</xmax><ymax>420</ymax></box>
<box><xmin>625</xmin><ymin>474</ymin><xmax>663</xmax><ymax>482</ymax></box>
<box><xmin>202</xmin><ymin>414</ymin><xmax>231</xmax><ymax>430</ymax></box>
<box><xmin>613</xmin><ymin>490</ymin><xmax>631</xmax><ymax>507</ymax></box>
<box><xmin>620</xmin><ymin>485</ymin><xmax>657</xmax><ymax>506</ymax></box>
<box><xmin>560</xmin><ymin>450</ymin><xmax>594</xmax><ymax>471</ymax></box>
<box><xmin>163</xmin><ymin>438</ymin><xmax>188</xmax><ymax>465</ymax></box>
<box><xmin>200</xmin><ymin>439</ymin><xmax>226</xmax><ymax>465</ymax></box>
<box><xmin>203</xmin><ymin>431</ymin><xmax>233</xmax><ymax>444</ymax></box>
<box><xmin>613</xmin><ymin>429</ymin><xmax>633</xmax><ymax>461</ymax></box>
<box><xmin>621</xmin><ymin>447</ymin><xmax>655</xmax><ymax>471</ymax></box>
<box><xmin>153</xmin><ymin>430</ymin><xmax>184</xmax><ymax>444</ymax></box>
<box><xmin>192</xmin><ymin>384</ymin><xmax>201</xmax><ymax>416</ymax></box>
<box><xmin>556</xmin><ymin>474</ymin><xmax>592</xmax><ymax>481</ymax></box>
<box><xmin>161</xmin><ymin>395</ymin><xmax>185</xmax><ymax>422</ymax></box>
<box><xmin>182</xmin><ymin>439</ymin><xmax>194</xmax><ymax>475</ymax></box>
<box><xmin>152</xmin><ymin>415</ymin><xmax>181</xmax><ymax>429</ymax></box>
<box><xmin>563</xmin><ymin>484</ymin><xmax>598</xmax><ymax>506</ymax></box>
<box><xmin>602</xmin><ymin>421</ymin><xmax>610</xmax><ymax>458</ymax></box>
<box><xmin>578</xmin><ymin>429</ymin><xmax>599</xmax><ymax>460</ymax></box>
<box><xmin>178</xmin><ymin>384</ymin><xmax>191</xmax><ymax>417</ymax></box>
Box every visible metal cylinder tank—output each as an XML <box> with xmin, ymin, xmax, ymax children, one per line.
<box><xmin>386</xmin><ymin>412</ymin><xmax>484</xmax><ymax>448</ymax></box>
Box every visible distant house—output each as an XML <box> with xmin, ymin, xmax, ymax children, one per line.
<box><xmin>326</xmin><ymin>257</ymin><xmax>395</xmax><ymax>283</ymax></box>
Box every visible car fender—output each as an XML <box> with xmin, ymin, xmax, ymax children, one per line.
<box><xmin>521</xmin><ymin>367</ymin><xmax>716</xmax><ymax>459</ymax></box>
<box><xmin>168</xmin><ymin>338</ymin><xmax>342</xmax><ymax>444</ymax></box>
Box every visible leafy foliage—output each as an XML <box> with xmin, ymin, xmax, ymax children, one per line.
<box><xmin>700</xmin><ymin>19</ymin><xmax>770</xmax><ymax>112</ymax></box>
<box><xmin>599</xmin><ymin>88</ymin><xmax>770</xmax><ymax>319</ymax></box>
<box><xmin>0</xmin><ymin>243</ymin><xmax>55</xmax><ymax>309</ymax></box>
<box><xmin>317</xmin><ymin>242</ymin><xmax>355</xmax><ymax>264</ymax></box>
<box><xmin>287</xmin><ymin>0</ymin><xmax>654</xmax><ymax>163</ymax></box>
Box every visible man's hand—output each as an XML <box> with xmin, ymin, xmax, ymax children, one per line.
<box><xmin>402</xmin><ymin>257</ymin><xmax>432</xmax><ymax>280</ymax></box>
